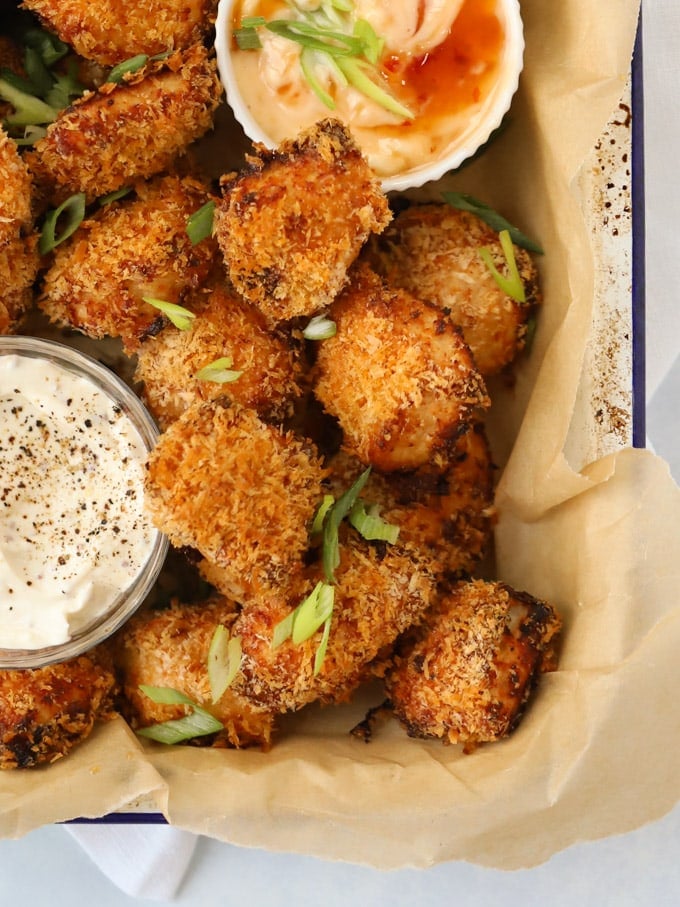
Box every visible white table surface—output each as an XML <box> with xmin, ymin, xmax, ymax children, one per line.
<box><xmin>2</xmin><ymin>0</ymin><xmax>679</xmax><ymax>902</ymax></box>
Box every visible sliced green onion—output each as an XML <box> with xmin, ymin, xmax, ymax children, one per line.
<box><xmin>234</xmin><ymin>25</ymin><xmax>264</xmax><ymax>50</ymax></box>
<box><xmin>300</xmin><ymin>47</ymin><xmax>336</xmax><ymax>109</ymax></box>
<box><xmin>336</xmin><ymin>56</ymin><xmax>413</xmax><ymax>120</ymax></box>
<box><xmin>348</xmin><ymin>499</ymin><xmax>399</xmax><ymax>543</ymax></box>
<box><xmin>13</xmin><ymin>124</ymin><xmax>47</xmax><ymax>146</ymax></box>
<box><xmin>291</xmin><ymin>581</ymin><xmax>335</xmax><ymax>644</ymax></box>
<box><xmin>303</xmin><ymin>313</ymin><xmax>336</xmax><ymax>340</ymax></box>
<box><xmin>442</xmin><ymin>192</ymin><xmax>544</xmax><ymax>254</ymax></box>
<box><xmin>98</xmin><ymin>186</ymin><xmax>133</xmax><ymax>206</ymax></box>
<box><xmin>142</xmin><ymin>297</ymin><xmax>196</xmax><ymax>331</ymax></box>
<box><xmin>322</xmin><ymin>466</ymin><xmax>371</xmax><ymax>582</ymax></box>
<box><xmin>207</xmin><ymin>625</ymin><xmax>243</xmax><ymax>704</ymax></box>
<box><xmin>107</xmin><ymin>54</ymin><xmax>149</xmax><ymax>84</ymax></box>
<box><xmin>136</xmin><ymin>684</ymin><xmax>224</xmax><ymax>744</ymax></box>
<box><xmin>313</xmin><ymin>614</ymin><xmax>332</xmax><ymax>675</ymax></box>
<box><xmin>186</xmin><ymin>200</ymin><xmax>215</xmax><ymax>245</ymax></box>
<box><xmin>0</xmin><ymin>78</ymin><xmax>57</xmax><ymax>126</ymax></box>
<box><xmin>479</xmin><ymin>229</ymin><xmax>526</xmax><ymax>303</ymax></box>
<box><xmin>195</xmin><ymin>356</ymin><xmax>243</xmax><ymax>384</ymax></box>
<box><xmin>266</xmin><ymin>19</ymin><xmax>363</xmax><ymax>56</ymax></box>
<box><xmin>310</xmin><ymin>494</ymin><xmax>335</xmax><ymax>535</ymax></box>
<box><xmin>241</xmin><ymin>16</ymin><xmax>268</xmax><ymax>28</ymax></box>
<box><xmin>271</xmin><ymin>609</ymin><xmax>296</xmax><ymax>649</ymax></box>
<box><xmin>39</xmin><ymin>192</ymin><xmax>86</xmax><ymax>254</ymax></box>
<box><xmin>353</xmin><ymin>18</ymin><xmax>383</xmax><ymax>65</ymax></box>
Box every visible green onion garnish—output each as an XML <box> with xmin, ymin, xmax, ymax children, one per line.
<box><xmin>107</xmin><ymin>54</ymin><xmax>149</xmax><ymax>84</ymax></box>
<box><xmin>98</xmin><ymin>186</ymin><xmax>133</xmax><ymax>206</ymax></box>
<box><xmin>348</xmin><ymin>499</ymin><xmax>399</xmax><ymax>543</ymax></box>
<box><xmin>195</xmin><ymin>356</ymin><xmax>243</xmax><ymax>384</ymax></box>
<box><xmin>314</xmin><ymin>615</ymin><xmax>332</xmax><ymax>675</ymax></box>
<box><xmin>479</xmin><ymin>229</ymin><xmax>526</xmax><ymax>303</ymax></box>
<box><xmin>22</xmin><ymin>27</ymin><xmax>69</xmax><ymax>69</ymax></box>
<box><xmin>142</xmin><ymin>297</ymin><xmax>196</xmax><ymax>331</ymax></box>
<box><xmin>310</xmin><ymin>494</ymin><xmax>335</xmax><ymax>535</ymax></box>
<box><xmin>186</xmin><ymin>200</ymin><xmax>215</xmax><ymax>245</ymax></box>
<box><xmin>271</xmin><ymin>581</ymin><xmax>335</xmax><ymax>675</ymax></box>
<box><xmin>442</xmin><ymin>191</ymin><xmax>544</xmax><ymax>254</ymax></box>
<box><xmin>136</xmin><ymin>685</ymin><xmax>224</xmax><ymax>744</ymax></box>
<box><xmin>235</xmin><ymin>2</ymin><xmax>413</xmax><ymax>120</ymax></box>
<box><xmin>207</xmin><ymin>625</ymin><xmax>243</xmax><ymax>704</ymax></box>
<box><xmin>303</xmin><ymin>314</ymin><xmax>337</xmax><ymax>340</ymax></box>
<box><xmin>322</xmin><ymin>466</ymin><xmax>371</xmax><ymax>582</ymax></box>
<box><xmin>0</xmin><ymin>78</ymin><xmax>57</xmax><ymax>126</ymax></box>
<box><xmin>39</xmin><ymin>192</ymin><xmax>87</xmax><ymax>254</ymax></box>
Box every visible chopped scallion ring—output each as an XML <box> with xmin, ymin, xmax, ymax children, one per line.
<box><xmin>207</xmin><ymin>625</ymin><xmax>243</xmax><ymax>704</ymax></box>
<box><xmin>311</xmin><ymin>494</ymin><xmax>335</xmax><ymax>535</ymax></box>
<box><xmin>442</xmin><ymin>191</ymin><xmax>544</xmax><ymax>254</ymax></box>
<box><xmin>98</xmin><ymin>186</ymin><xmax>132</xmax><ymax>206</ymax></box>
<box><xmin>195</xmin><ymin>356</ymin><xmax>243</xmax><ymax>384</ymax></box>
<box><xmin>348</xmin><ymin>499</ymin><xmax>399</xmax><ymax>543</ymax></box>
<box><xmin>38</xmin><ymin>192</ymin><xmax>86</xmax><ymax>254</ymax></box>
<box><xmin>271</xmin><ymin>609</ymin><xmax>296</xmax><ymax>649</ymax></box>
<box><xmin>313</xmin><ymin>614</ymin><xmax>332</xmax><ymax>675</ymax></box>
<box><xmin>303</xmin><ymin>313</ymin><xmax>336</xmax><ymax>340</ymax></box>
<box><xmin>142</xmin><ymin>297</ymin><xmax>196</xmax><ymax>331</ymax></box>
<box><xmin>107</xmin><ymin>54</ymin><xmax>149</xmax><ymax>84</ymax></box>
<box><xmin>186</xmin><ymin>200</ymin><xmax>215</xmax><ymax>245</ymax></box>
<box><xmin>479</xmin><ymin>229</ymin><xmax>526</xmax><ymax>303</ymax></box>
<box><xmin>136</xmin><ymin>685</ymin><xmax>224</xmax><ymax>745</ymax></box>
<box><xmin>271</xmin><ymin>581</ymin><xmax>336</xmax><ymax>674</ymax></box>
<box><xmin>322</xmin><ymin>466</ymin><xmax>371</xmax><ymax>582</ymax></box>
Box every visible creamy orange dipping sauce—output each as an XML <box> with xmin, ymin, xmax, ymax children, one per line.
<box><xmin>228</xmin><ymin>0</ymin><xmax>507</xmax><ymax>180</ymax></box>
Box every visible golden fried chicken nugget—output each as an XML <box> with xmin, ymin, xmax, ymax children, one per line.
<box><xmin>326</xmin><ymin>421</ymin><xmax>496</xmax><ymax>579</ymax></box>
<box><xmin>385</xmin><ymin>579</ymin><xmax>561</xmax><ymax>747</ymax></box>
<box><xmin>314</xmin><ymin>264</ymin><xmax>489</xmax><ymax>472</ymax></box>
<box><xmin>144</xmin><ymin>397</ymin><xmax>327</xmax><ymax>602</ymax></box>
<box><xmin>22</xmin><ymin>0</ymin><xmax>218</xmax><ymax>66</ymax></box>
<box><xmin>231</xmin><ymin>528</ymin><xmax>436</xmax><ymax>714</ymax></box>
<box><xmin>365</xmin><ymin>203</ymin><xmax>540</xmax><ymax>376</ymax></box>
<box><xmin>135</xmin><ymin>282</ymin><xmax>304</xmax><ymax>429</ymax></box>
<box><xmin>0</xmin><ymin>651</ymin><xmax>116</xmax><ymax>769</ymax></box>
<box><xmin>25</xmin><ymin>45</ymin><xmax>222</xmax><ymax>204</ymax></box>
<box><xmin>111</xmin><ymin>596</ymin><xmax>275</xmax><ymax>749</ymax></box>
<box><xmin>214</xmin><ymin>118</ymin><xmax>391</xmax><ymax>325</ymax></box>
<box><xmin>0</xmin><ymin>127</ymin><xmax>34</xmax><ymax>244</ymax></box>
<box><xmin>38</xmin><ymin>174</ymin><xmax>217</xmax><ymax>351</ymax></box>
<box><xmin>0</xmin><ymin>233</ymin><xmax>40</xmax><ymax>333</ymax></box>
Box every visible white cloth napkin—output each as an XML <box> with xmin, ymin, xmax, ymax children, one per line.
<box><xmin>59</xmin><ymin>1</ymin><xmax>679</xmax><ymax>899</ymax></box>
<box><xmin>64</xmin><ymin>823</ymin><xmax>199</xmax><ymax>901</ymax></box>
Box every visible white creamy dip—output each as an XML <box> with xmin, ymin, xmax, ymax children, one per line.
<box><xmin>0</xmin><ymin>352</ymin><xmax>157</xmax><ymax>650</ymax></box>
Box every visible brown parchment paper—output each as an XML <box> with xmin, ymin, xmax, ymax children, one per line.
<box><xmin>3</xmin><ymin>0</ymin><xmax>673</xmax><ymax>872</ymax></box>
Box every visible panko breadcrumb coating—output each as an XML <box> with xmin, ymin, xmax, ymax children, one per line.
<box><xmin>0</xmin><ymin>127</ymin><xmax>34</xmax><ymax>244</ymax></box>
<box><xmin>135</xmin><ymin>281</ymin><xmax>304</xmax><ymax>429</ymax></box>
<box><xmin>314</xmin><ymin>263</ymin><xmax>489</xmax><ymax>472</ymax></box>
<box><xmin>231</xmin><ymin>528</ymin><xmax>436</xmax><ymax>714</ymax></box>
<box><xmin>0</xmin><ymin>651</ymin><xmax>116</xmax><ymax>769</ymax></box>
<box><xmin>365</xmin><ymin>203</ymin><xmax>541</xmax><ymax>376</ymax></box>
<box><xmin>144</xmin><ymin>397</ymin><xmax>327</xmax><ymax>602</ymax></box>
<box><xmin>38</xmin><ymin>174</ymin><xmax>217</xmax><ymax>351</ymax></box>
<box><xmin>25</xmin><ymin>44</ymin><xmax>222</xmax><ymax>204</ymax></box>
<box><xmin>385</xmin><ymin>580</ymin><xmax>561</xmax><ymax>747</ymax></box>
<box><xmin>21</xmin><ymin>0</ymin><xmax>218</xmax><ymax>66</ymax></box>
<box><xmin>214</xmin><ymin>118</ymin><xmax>391</xmax><ymax>325</ymax></box>
<box><xmin>0</xmin><ymin>233</ymin><xmax>40</xmax><ymax>333</ymax></box>
<box><xmin>326</xmin><ymin>421</ymin><xmax>496</xmax><ymax>579</ymax></box>
<box><xmin>111</xmin><ymin>596</ymin><xmax>275</xmax><ymax>749</ymax></box>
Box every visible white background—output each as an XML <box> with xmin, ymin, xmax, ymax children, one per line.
<box><xmin>2</xmin><ymin>0</ymin><xmax>679</xmax><ymax>902</ymax></box>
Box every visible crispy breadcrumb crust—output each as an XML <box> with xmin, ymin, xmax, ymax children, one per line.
<box><xmin>21</xmin><ymin>0</ymin><xmax>218</xmax><ymax>66</ymax></box>
<box><xmin>231</xmin><ymin>528</ymin><xmax>436</xmax><ymax>713</ymax></box>
<box><xmin>326</xmin><ymin>421</ymin><xmax>496</xmax><ymax>579</ymax></box>
<box><xmin>0</xmin><ymin>651</ymin><xmax>116</xmax><ymax>769</ymax></box>
<box><xmin>144</xmin><ymin>397</ymin><xmax>327</xmax><ymax>601</ymax></box>
<box><xmin>0</xmin><ymin>233</ymin><xmax>40</xmax><ymax>333</ymax></box>
<box><xmin>38</xmin><ymin>174</ymin><xmax>217</xmax><ymax>351</ymax></box>
<box><xmin>385</xmin><ymin>580</ymin><xmax>562</xmax><ymax>746</ymax></box>
<box><xmin>214</xmin><ymin>118</ymin><xmax>391</xmax><ymax>325</ymax></box>
<box><xmin>313</xmin><ymin>263</ymin><xmax>490</xmax><ymax>471</ymax></box>
<box><xmin>0</xmin><ymin>127</ymin><xmax>34</xmax><ymax>244</ymax></box>
<box><xmin>364</xmin><ymin>203</ymin><xmax>541</xmax><ymax>376</ymax></box>
<box><xmin>110</xmin><ymin>596</ymin><xmax>275</xmax><ymax>749</ymax></box>
<box><xmin>25</xmin><ymin>45</ymin><xmax>223</xmax><ymax>204</ymax></box>
<box><xmin>135</xmin><ymin>281</ymin><xmax>304</xmax><ymax>429</ymax></box>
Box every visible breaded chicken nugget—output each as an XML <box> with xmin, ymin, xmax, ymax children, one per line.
<box><xmin>25</xmin><ymin>45</ymin><xmax>222</xmax><ymax>204</ymax></box>
<box><xmin>326</xmin><ymin>421</ymin><xmax>496</xmax><ymax>579</ymax></box>
<box><xmin>111</xmin><ymin>596</ymin><xmax>275</xmax><ymax>749</ymax></box>
<box><xmin>0</xmin><ymin>650</ymin><xmax>116</xmax><ymax>769</ymax></box>
<box><xmin>0</xmin><ymin>127</ymin><xmax>34</xmax><ymax>244</ymax></box>
<box><xmin>38</xmin><ymin>174</ymin><xmax>217</xmax><ymax>351</ymax></box>
<box><xmin>21</xmin><ymin>0</ymin><xmax>218</xmax><ymax>66</ymax></box>
<box><xmin>385</xmin><ymin>579</ymin><xmax>561</xmax><ymax>747</ymax></box>
<box><xmin>314</xmin><ymin>263</ymin><xmax>489</xmax><ymax>472</ymax></box>
<box><xmin>214</xmin><ymin>118</ymin><xmax>391</xmax><ymax>325</ymax></box>
<box><xmin>0</xmin><ymin>233</ymin><xmax>40</xmax><ymax>333</ymax></box>
<box><xmin>144</xmin><ymin>397</ymin><xmax>327</xmax><ymax>602</ymax></box>
<box><xmin>231</xmin><ymin>528</ymin><xmax>436</xmax><ymax>714</ymax></box>
<box><xmin>365</xmin><ymin>203</ymin><xmax>540</xmax><ymax>376</ymax></box>
<box><xmin>135</xmin><ymin>281</ymin><xmax>304</xmax><ymax>429</ymax></box>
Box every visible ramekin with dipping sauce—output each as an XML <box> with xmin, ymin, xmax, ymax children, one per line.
<box><xmin>0</xmin><ymin>336</ymin><xmax>168</xmax><ymax>669</ymax></box>
<box><xmin>215</xmin><ymin>0</ymin><xmax>525</xmax><ymax>192</ymax></box>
